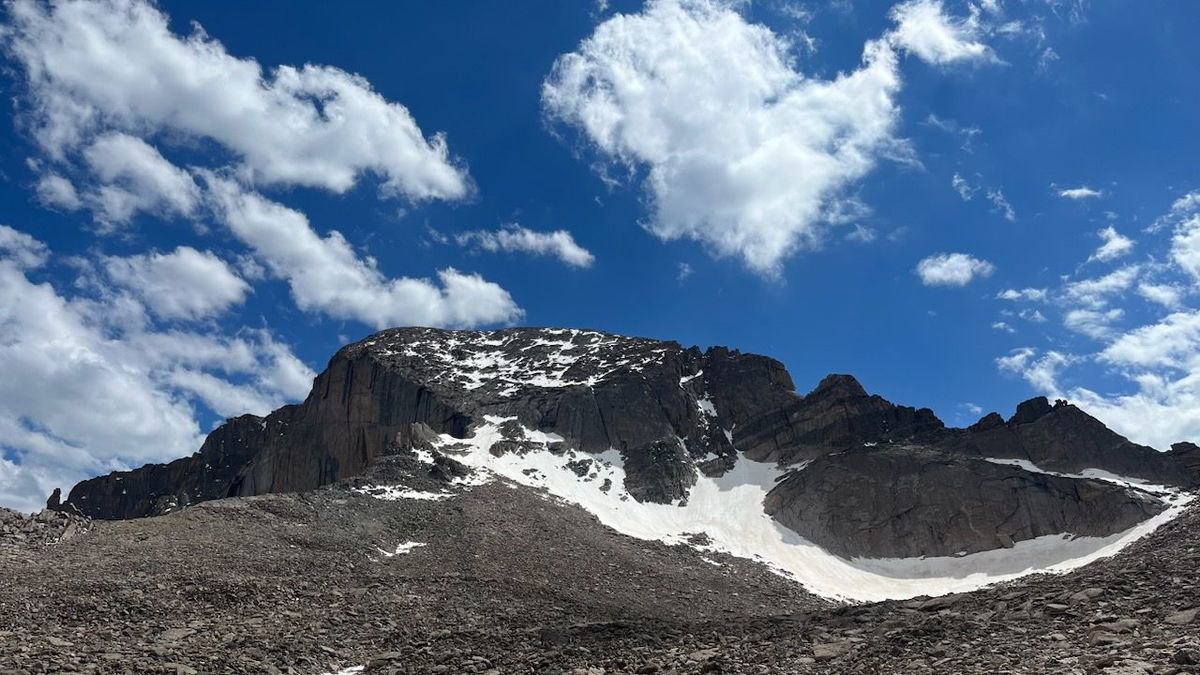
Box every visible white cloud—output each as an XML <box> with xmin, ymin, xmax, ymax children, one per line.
<box><xmin>0</xmin><ymin>224</ymin><xmax>50</xmax><ymax>269</ymax></box>
<box><xmin>677</xmin><ymin>262</ymin><xmax>694</xmax><ymax>282</ymax></box>
<box><xmin>83</xmin><ymin>133</ymin><xmax>200</xmax><ymax>226</ymax></box>
<box><xmin>543</xmin><ymin>0</ymin><xmax>914</xmax><ymax>275</ymax></box>
<box><xmin>1063</xmin><ymin>307</ymin><xmax>1123</xmax><ymax>339</ymax></box>
<box><xmin>916</xmin><ymin>252</ymin><xmax>995</xmax><ymax>286</ymax></box>
<box><xmin>1088</xmin><ymin>225</ymin><xmax>1134</xmax><ymax>263</ymax></box>
<box><xmin>951</xmin><ymin>172</ymin><xmax>977</xmax><ymax>200</ymax></box>
<box><xmin>1067</xmin><ymin>311</ymin><xmax>1200</xmax><ymax>450</ymax></box>
<box><xmin>986</xmin><ymin>187</ymin><xmax>1015</xmax><ymax>221</ymax></box>
<box><xmin>1057</xmin><ymin>185</ymin><xmax>1102</xmax><ymax>200</ymax></box>
<box><xmin>1037</xmin><ymin>47</ymin><xmax>1060</xmax><ymax>72</ymax></box>
<box><xmin>1019</xmin><ymin>308</ymin><xmax>1048</xmax><ymax>323</ymax></box>
<box><xmin>1100</xmin><ymin>311</ymin><xmax>1200</xmax><ymax>370</ymax></box>
<box><xmin>888</xmin><ymin>0</ymin><xmax>995</xmax><ymax>65</ymax></box>
<box><xmin>846</xmin><ymin>224</ymin><xmax>877</xmax><ymax>243</ymax></box>
<box><xmin>34</xmin><ymin>173</ymin><xmax>81</xmax><ymax>210</ymax></box>
<box><xmin>206</xmin><ymin>177</ymin><xmax>523</xmax><ymax>329</ymax></box>
<box><xmin>0</xmin><ymin>230</ymin><xmax>314</xmax><ymax>512</ymax></box>
<box><xmin>101</xmin><ymin>247</ymin><xmax>250</xmax><ymax>320</ymax></box>
<box><xmin>456</xmin><ymin>225</ymin><xmax>595</xmax><ymax>268</ymax></box>
<box><xmin>992</xmin><ymin>320</ymin><xmax>1015</xmax><ymax>333</ymax></box>
<box><xmin>1138</xmin><ymin>283</ymin><xmax>1185</xmax><ymax>310</ymax></box>
<box><xmin>6</xmin><ymin>0</ymin><xmax>469</xmax><ymax>201</ymax></box>
<box><xmin>1062</xmin><ymin>264</ymin><xmax>1139</xmax><ymax>309</ymax></box>
<box><xmin>542</xmin><ymin>0</ymin><xmax>998</xmax><ymax>274</ymax></box>
<box><xmin>1170</xmin><ymin>214</ymin><xmax>1200</xmax><ymax>283</ymax></box>
<box><xmin>996</xmin><ymin>347</ymin><xmax>1071</xmax><ymax>396</ymax></box>
<box><xmin>924</xmin><ymin>114</ymin><xmax>981</xmax><ymax>151</ymax></box>
<box><xmin>997</xmin><ymin>287</ymin><xmax>1048</xmax><ymax>301</ymax></box>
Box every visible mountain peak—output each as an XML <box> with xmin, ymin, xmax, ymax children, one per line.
<box><xmin>810</xmin><ymin>373</ymin><xmax>868</xmax><ymax>399</ymax></box>
<box><xmin>1009</xmin><ymin>396</ymin><xmax>1054</xmax><ymax>425</ymax></box>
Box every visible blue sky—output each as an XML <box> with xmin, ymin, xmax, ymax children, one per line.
<box><xmin>0</xmin><ymin>0</ymin><xmax>1198</xmax><ymax>510</ymax></box>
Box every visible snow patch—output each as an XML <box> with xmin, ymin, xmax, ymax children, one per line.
<box><xmin>419</xmin><ymin>420</ymin><xmax>1192</xmax><ymax>602</ymax></box>
<box><xmin>367</xmin><ymin>328</ymin><xmax>674</xmax><ymax>397</ymax></box>
<box><xmin>376</xmin><ymin>541</ymin><xmax>426</xmax><ymax>557</ymax></box>
<box><xmin>353</xmin><ymin>485</ymin><xmax>454</xmax><ymax>501</ymax></box>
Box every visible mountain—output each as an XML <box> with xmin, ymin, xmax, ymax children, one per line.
<box><xmin>54</xmin><ymin>327</ymin><xmax>1199</xmax><ymax>568</ymax></box>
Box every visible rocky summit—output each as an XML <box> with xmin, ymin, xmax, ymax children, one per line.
<box><xmin>4</xmin><ymin>326</ymin><xmax>1199</xmax><ymax>673</ymax></box>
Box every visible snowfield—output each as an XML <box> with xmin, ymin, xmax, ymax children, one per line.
<box><xmin>351</xmin><ymin>417</ymin><xmax>1193</xmax><ymax>603</ymax></box>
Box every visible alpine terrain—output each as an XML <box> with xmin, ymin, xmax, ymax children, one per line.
<box><xmin>3</xmin><ymin>327</ymin><xmax>1200</xmax><ymax>674</ymax></box>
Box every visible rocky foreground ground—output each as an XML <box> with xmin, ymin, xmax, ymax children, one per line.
<box><xmin>1</xmin><ymin>476</ymin><xmax>1198</xmax><ymax>675</ymax></box>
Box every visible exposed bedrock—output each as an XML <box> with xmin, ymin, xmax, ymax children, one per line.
<box><xmin>733</xmin><ymin>373</ymin><xmax>945</xmax><ymax>464</ymax></box>
<box><xmin>945</xmin><ymin>396</ymin><xmax>1191</xmax><ymax>486</ymax></box>
<box><xmin>763</xmin><ymin>446</ymin><xmax>1168</xmax><ymax>559</ymax></box>
<box><xmin>60</xmin><ymin>328</ymin><xmax>792</xmax><ymax>518</ymax></box>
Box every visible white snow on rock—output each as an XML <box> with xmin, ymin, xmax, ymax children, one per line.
<box><xmin>360</xmin><ymin>328</ymin><xmax>674</xmax><ymax>397</ymax></box>
<box><xmin>982</xmin><ymin>457</ymin><xmax>1179</xmax><ymax>496</ymax></box>
<box><xmin>353</xmin><ymin>485</ymin><xmax>454</xmax><ymax>501</ymax></box>
<box><xmin>375</xmin><ymin>541</ymin><xmax>427</xmax><ymax>558</ymax></box>
<box><xmin>417</xmin><ymin>418</ymin><xmax>1194</xmax><ymax>602</ymax></box>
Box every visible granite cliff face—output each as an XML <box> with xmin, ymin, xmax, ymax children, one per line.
<box><xmin>60</xmin><ymin>328</ymin><xmax>793</xmax><ymax>517</ymax></box>
<box><xmin>55</xmin><ymin>327</ymin><xmax>1200</xmax><ymax>561</ymax></box>
<box><xmin>764</xmin><ymin>446</ymin><xmax>1167</xmax><ymax>559</ymax></box>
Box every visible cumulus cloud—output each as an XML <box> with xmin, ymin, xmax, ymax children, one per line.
<box><xmin>82</xmin><ymin>133</ymin><xmax>200</xmax><ymax>226</ymax></box>
<box><xmin>1063</xmin><ymin>307</ymin><xmax>1124</xmax><ymax>339</ymax></box>
<box><xmin>1088</xmin><ymin>226</ymin><xmax>1134</xmax><ymax>263</ymax></box>
<box><xmin>916</xmin><ymin>252</ymin><xmax>995</xmax><ymax>286</ymax></box>
<box><xmin>543</xmin><ymin>0</ymin><xmax>995</xmax><ymax>275</ymax></box>
<box><xmin>996</xmin><ymin>347</ymin><xmax>1071</xmax><ymax>396</ymax></box>
<box><xmin>0</xmin><ymin>224</ymin><xmax>50</xmax><ymax>269</ymax></box>
<box><xmin>206</xmin><ymin>178</ymin><xmax>522</xmax><ymax>329</ymax></box>
<box><xmin>4</xmin><ymin>0</ymin><xmax>469</xmax><ymax>200</ymax></box>
<box><xmin>888</xmin><ymin>0</ymin><xmax>995</xmax><ymax>65</ymax></box>
<box><xmin>997</xmin><ymin>287</ymin><xmax>1048</xmax><ymax>301</ymax></box>
<box><xmin>1057</xmin><ymin>312</ymin><xmax>1200</xmax><ymax>449</ymax></box>
<box><xmin>456</xmin><ymin>225</ymin><xmax>595</xmax><ymax>268</ymax></box>
<box><xmin>1138</xmin><ymin>283</ymin><xmax>1185</xmax><ymax>310</ymax></box>
<box><xmin>0</xmin><ymin>230</ymin><xmax>314</xmax><ymax>512</ymax></box>
<box><xmin>34</xmin><ymin>174</ymin><xmax>81</xmax><ymax>210</ymax></box>
<box><xmin>1062</xmin><ymin>264</ymin><xmax>1139</xmax><ymax>309</ymax></box>
<box><xmin>101</xmin><ymin>247</ymin><xmax>250</xmax><ymax>321</ymax></box>
<box><xmin>5</xmin><ymin>0</ymin><xmax>522</xmax><ymax>331</ymax></box>
<box><xmin>1100</xmin><ymin>311</ymin><xmax>1200</xmax><ymax>370</ymax></box>
<box><xmin>1171</xmin><ymin>215</ymin><xmax>1200</xmax><ymax>283</ymax></box>
<box><xmin>1057</xmin><ymin>185</ymin><xmax>1103</xmax><ymax>200</ymax></box>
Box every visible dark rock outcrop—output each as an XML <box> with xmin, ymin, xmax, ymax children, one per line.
<box><xmin>734</xmin><ymin>373</ymin><xmax>944</xmax><ymax>464</ymax></box>
<box><xmin>764</xmin><ymin>446</ymin><xmax>1168</xmax><ymax>559</ymax></box>
<box><xmin>60</xmin><ymin>328</ymin><xmax>792</xmax><ymax>518</ymax></box>
<box><xmin>946</xmin><ymin>397</ymin><xmax>1190</xmax><ymax>485</ymax></box>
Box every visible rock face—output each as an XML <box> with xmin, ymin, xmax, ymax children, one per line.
<box><xmin>764</xmin><ymin>446</ymin><xmax>1167</xmax><ymax>559</ymax></box>
<box><xmin>736</xmin><ymin>373</ymin><xmax>945</xmax><ymax>464</ymax></box>
<box><xmin>55</xmin><ymin>326</ymin><xmax>1200</xmax><ymax>561</ymax></box>
<box><xmin>945</xmin><ymin>397</ymin><xmax>1192</xmax><ymax>485</ymax></box>
<box><xmin>61</xmin><ymin>328</ymin><xmax>793</xmax><ymax>517</ymax></box>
